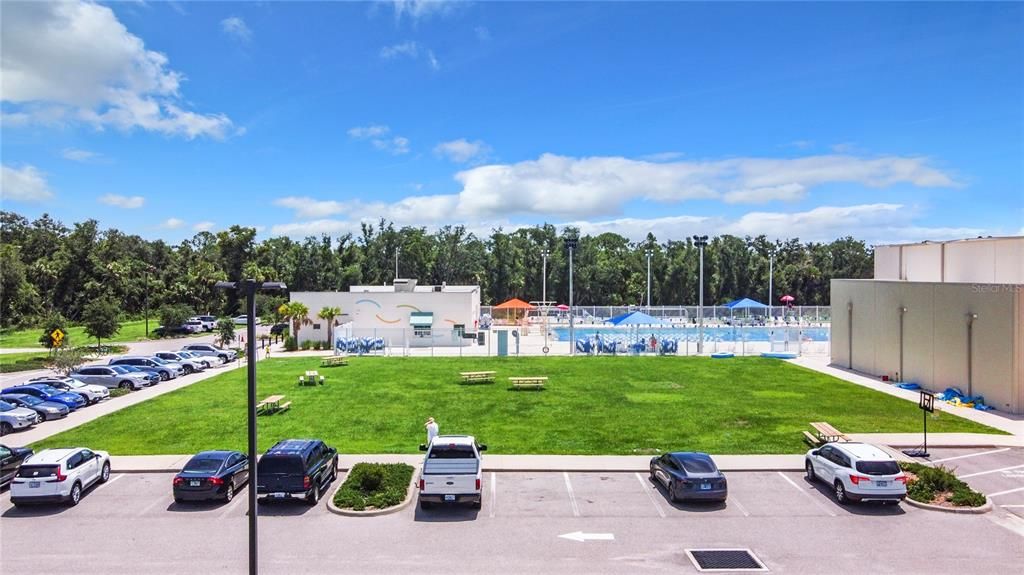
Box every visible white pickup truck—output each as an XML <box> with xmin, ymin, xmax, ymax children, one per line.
<box><xmin>418</xmin><ymin>435</ymin><xmax>487</xmax><ymax>510</ymax></box>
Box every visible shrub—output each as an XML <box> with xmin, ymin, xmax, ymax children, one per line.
<box><xmin>284</xmin><ymin>336</ymin><xmax>298</xmax><ymax>352</ymax></box>
<box><xmin>333</xmin><ymin>463</ymin><xmax>414</xmax><ymax>511</ymax></box>
<box><xmin>313</xmin><ymin>340</ymin><xmax>322</xmax><ymax>351</ymax></box>
<box><xmin>109</xmin><ymin>388</ymin><xmax>131</xmax><ymax>398</ymax></box>
<box><xmin>301</xmin><ymin>340</ymin><xmax>312</xmax><ymax>351</ymax></box>
<box><xmin>899</xmin><ymin>461</ymin><xmax>986</xmax><ymax>507</ymax></box>
<box><xmin>950</xmin><ymin>486</ymin><xmax>987</xmax><ymax>507</ymax></box>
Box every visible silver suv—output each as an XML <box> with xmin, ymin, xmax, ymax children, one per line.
<box><xmin>154</xmin><ymin>351</ymin><xmax>207</xmax><ymax>374</ymax></box>
<box><xmin>71</xmin><ymin>366</ymin><xmax>151</xmax><ymax>390</ymax></box>
<box><xmin>109</xmin><ymin>357</ymin><xmax>184</xmax><ymax>381</ymax></box>
<box><xmin>181</xmin><ymin>344</ymin><xmax>236</xmax><ymax>363</ymax></box>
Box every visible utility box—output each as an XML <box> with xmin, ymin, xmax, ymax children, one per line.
<box><xmin>496</xmin><ymin>330</ymin><xmax>508</xmax><ymax>356</ymax></box>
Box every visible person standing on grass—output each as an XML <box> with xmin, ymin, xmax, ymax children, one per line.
<box><xmin>425</xmin><ymin>417</ymin><xmax>439</xmax><ymax>445</ymax></box>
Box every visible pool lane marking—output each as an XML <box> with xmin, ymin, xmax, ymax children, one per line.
<box><xmin>634</xmin><ymin>472</ymin><xmax>666</xmax><ymax>518</ymax></box>
<box><xmin>563</xmin><ymin>472</ymin><xmax>580</xmax><ymax>517</ymax></box>
<box><xmin>777</xmin><ymin>471</ymin><xmax>836</xmax><ymax>517</ymax></box>
<box><xmin>959</xmin><ymin>464</ymin><xmax>1024</xmax><ymax>479</ymax></box>
<box><xmin>930</xmin><ymin>448</ymin><xmax>1011</xmax><ymax>464</ymax></box>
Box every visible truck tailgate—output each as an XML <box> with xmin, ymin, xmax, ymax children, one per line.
<box><xmin>423</xmin><ymin>459</ymin><xmax>478</xmax><ymax>494</ymax></box>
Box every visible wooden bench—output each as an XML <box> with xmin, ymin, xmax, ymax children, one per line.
<box><xmin>257</xmin><ymin>395</ymin><xmax>286</xmax><ymax>415</ymax></box>
<box><xmin>277</xmin><ymin>401</ymin><xmax>292</xmax><ymax>412</ymax></box>
<box><xmin>321</xmin><ymin>356</ymin><xmax>348</xmax><ymax>367</ymax></box>
<box><xmin>802</xmin><ymin>431</ymin><xmax>823</xmax><ymax>446</ymax></box>
<box><xmin>810</xmin><ymin>421</ymin><xmax>850</xmax><ymax>444</ymax></box>
<box><xmin>509</xmin><ymin>376</ymin><xmax>547</xmax><ymax>391</ymax></box>
<box><xmin>460</xmin><ymin>371</ymin><xmax>496</xmax><ymax>384</ymax></box>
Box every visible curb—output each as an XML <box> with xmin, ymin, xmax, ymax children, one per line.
<box><xmin>904</xmin><ymin>496</ymin><xmax>993</xmax><ymax>514</ymax></box>
<box><xmin>326</xmin><ymin>479</ymin><xmax>417</xmax><ymax>517</ymax></box>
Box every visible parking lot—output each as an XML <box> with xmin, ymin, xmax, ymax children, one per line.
<box><xmin>917</xmin><ymin>447</ymin><xmax>1024</xmax><ymax>520</ymax></box>
<box><xmin>3</xmin><ymin>467</ymin><xmax>1022</xmax><ymax>574</ymax></box>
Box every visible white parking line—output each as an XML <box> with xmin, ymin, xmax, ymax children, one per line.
<box><xmin>777</xmin><ymin>471</ymin><xmax>837</xmax><ymax>517</ymax></box>
<box><xmin>987</xmin><ymin>513</ymin><xmax>1024</xmax><ymax>539</ymax></box>
<box><xmin>731</xmin><ymin>495</ymin><xmax>751</xmax><ymax>517</ymax></box>
<box><xmin>563</xmin><ymin>472</ymin><xmax>580</xmax><ymax>517</ymax></box>
<box><xmin>930</xmin><ymin>448</ymin><xmax>1011</xmax><ymax>464</ymax></box>
<box><xmin>634</xmin><ymin>472</ymin><xmax>666</xmax><ymax>518</ymax></box>
<box><xmin>489</xmin><ymin>472</ymin><xmax>496</xmax><ymax>518</ymax></box>
<box><xmin>959</xmin><ymin>464</ymin><xmax>1024</xmax><ymax>479</ymax></box>
<box><xmin>988</xmin><ymin>486</ymin><xmax>1024</xmax><ymax>498</ymax></box>
<box><xmin>95</xmin><ymin>473</ymin><xmax>124</xmax><ymax>491</ymax></box>
<box><xmin>138</xmin><ymin>496</ymin><xmax>172</xmax><ymax>517</ymax></box>
<box><xmin>1001</xmin><ymin>505</ymin><xmax>1024</xmax><ymax>508</ymax></box>
<box><xmin>220</xmin><ymin>492</ymin><xmax>248</xmax><ymax>518</ymax></box>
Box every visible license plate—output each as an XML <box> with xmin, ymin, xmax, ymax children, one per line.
<box><xmin>272</xmin><ymin>492</ymin><xmax>286</xmax><ymax>498</ymax></box>
<box><xmin>876</xmin><ymin>481</ymin><xmax>888</xmax><ymax>487</ymax></box>
<box><xmin>29</xmin><ymin>481</ymin><xmax>40</xmax><ymax>488</ymax></box>
<box><xmin>444</xmin><ymin>494</ymin><xmax>456</xmax><ymax>502</ymax></box>
<box><xmin>190</xmin><ymin>480</ymin><xmax>200</xmax><ymax>487</ymax></box>
<box><xmin>700</xmin><ymin>483</ymin><xmax>712</xmax><ymax>490</ymax></box>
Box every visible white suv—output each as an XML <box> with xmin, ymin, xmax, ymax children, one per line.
<box><xmin>11</xmin><ymin>448</ymin><xmax>111</xmax><ymax>506</ymax></box>
<box><xmin>805</xmin><ymin>442</ymin><xmax>907</xmax><ymax>504</ymax></box>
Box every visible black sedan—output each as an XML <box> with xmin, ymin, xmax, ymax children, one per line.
<box><xmin>649</xmin><ymin>452</ymin><xmax>728</xmax><ymax>503</ymax></box>
<box><xmin>173</xmin><ymin>450</ymin><xmax>249</xmax><ymax>503</ymax></box>
<box><xmin>1</xmin><ymin>444</ymin><xmax>33</xmax><ymax>488</ymax></box>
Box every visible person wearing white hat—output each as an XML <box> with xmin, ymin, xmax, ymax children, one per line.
<box><xmin>424</xmin><ymin>417</ymin><xmax>439</xmax><ymax>445</ymax></box>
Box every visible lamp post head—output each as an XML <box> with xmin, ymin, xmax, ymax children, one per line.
<box><xmin>564</xmin><ymin>235</ymin><xmax>578</xmax><ymax>251</ymax></box>
<box><xmin>899</xmin><ymin>306</ymin><xmax>908</xmax><ymax>314</ymax></box>
<box><xmin>692</xmin><ymin>235</ymin><xmax>709</xmax><ymax>248</ymax></box>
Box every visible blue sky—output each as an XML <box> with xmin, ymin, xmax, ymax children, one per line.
<box><xmin>1</xmin><ymin>1</ymin><xmax>1021</xmax><ymax>244</ymax></box>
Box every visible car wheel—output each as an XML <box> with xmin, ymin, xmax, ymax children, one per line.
<box><xmin>0</xmin><ymin>422</ymin><xmax>12</xmax><ymax>436</ymax></box>
<box><xmin>99</xmin><ymin>462</ymin><xmax>111</xmax><ymax>483</ymax></box>
<box><xmin>668</xmin><ymin>480</ymin><xmax>679</xmax><ymax>503</ymax></box>
<box><xmin>203</xmin><ymin>361</ymin><xmax>212</xmax><ymax>369</ymax></box>
<box><xmin>306</xmin><ymin>483</ymin><xmax>320</xmax><ymax>506</ymax></box>
<box><xmin>159</xmin><ymin>372</ymin><xmax>169</xmax><ymax>381</ymax></box>
<box><xmin>649</xmin><ymin>467</ymin><xmax>656</xmax><ymax>481</ymax></box>
<box><xmin>183</xmin><ymin>365</ymin><xmax>194</xmax><ymax>375</ymax></box>
<box><xmin>805</xmin><ymin>461</ymin><xmax>816</xmax><ymax>483</ymax></box>
<box><xmin>68</xmin><ymin>482</ymin><xmax>82</xmax><ymax>506</ymax></box>
<box><xmin>834</xmin><ymin>481</ymin><xmax>850</xmax><ymax>504</ymax></box>
<box><xmin>224</xmin><ymin>483</ymin><xmax>235</xmax><ymax>503</ymax></box>
<box><xmin>119</xmin><ymin>381</ymin><xmax>133</xmax><ymax>390</ymax></box>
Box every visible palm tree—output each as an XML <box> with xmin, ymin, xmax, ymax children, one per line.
<box><xmin>318</xmin><ymin>306</ymin><xmax>342</xmax><ymax>348</ymax></box>
<box><xmin>280</xmin><ymin>302</ymin><xmax>311</xmax><ymax>342</ymax></box>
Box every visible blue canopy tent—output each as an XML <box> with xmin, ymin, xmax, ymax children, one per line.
<box><xmin>602</xmin><ymin>311</ymin><xmax>669</xmax><ymax>353</ymax></box>
<box><xmin>725</xmin><ymin>297</ymin><xmax>768</xmax><ymax>321</ymax></box>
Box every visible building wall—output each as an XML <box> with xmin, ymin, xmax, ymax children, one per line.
<box><xmin>290</xmin><ymin>289</ymin><xmax>480</xmax><ymax>347</ymax></box>
<box><xmin>874</xmin><ymin>237</ymin><xmax>1024</xmax><ymax>283</ymax></box>
<box><xmin>831</xmin><ymin>280</ymin><xmax>1023</xmax><ymax>414</ymax></box>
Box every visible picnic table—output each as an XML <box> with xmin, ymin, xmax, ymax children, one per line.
<box><xmin>808</xmin><ymin>421</ymin><xmax>850</xmax><ymax>444</ymax></box>
<box><xmin>321</xmin><ymin>355</ymin><xmax>348</xmax><ymax>367</ymax></box>
<box><xmin>257</xmin><ymin>395</ymin><xmax>291</xmax><ymax>415</ymax></box>
<box><xmin>509</xmin><ymin>376</ymin><xmax>547</xmax><ymax>391</ymax></box>
<box><xmin>298</xmin><ymin>371</ymin><xmax>325</xmax><ymax>386</ymax></box>
<box><xmin>460</xmin><ymin>371</ymin><xmax>496</xmax><ymax>384</ymax></box>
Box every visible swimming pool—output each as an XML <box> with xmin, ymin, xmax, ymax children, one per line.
<box><xmin>551</xmin><ymin>325</ymin><xmax>830</xmax><ymax>342</ymax></box>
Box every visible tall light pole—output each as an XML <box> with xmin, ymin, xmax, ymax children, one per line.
<box><xmin>645</xmin><ymin>248</ymin><xmax>653</xmax><ymax>313</ymax></box>
<box><xmin>143</xmin><ymin>265</ymin><xmax>155</xmax><ymax>338</ymax></box>
<box><xmin>214</xmin><ymin>279</ymin><xmax>287</xmax><ymax>575</ymax></box>
<box><xmin>565</xmin><ymin>234</ymin><xmax>578</xmax><ymax>355</ymax></box>
<box><xmin>768</xmin><ymin>251</ymin><xmax>774</xmax><ymax>323</ymax></box>
<box><xmin>394</xmin><ymin>246</ymin><xmax>400</xmax><ymax>281</ymax></box>
<box><xmin>541</xmin><ymin>249</ymin><xmax>550</xmax><ymax>351</ymax></box>
<box><xmin>693</xmin><ymin>235</ymin><xmax>709</xmax><ymax>354</ymax></box>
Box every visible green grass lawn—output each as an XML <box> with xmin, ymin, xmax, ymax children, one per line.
<box><xmin>0</xmin><ymin>320</ymin><xmax>205</xmax><ymax>348</ymax></box>
<box><xmin>0</xmin><ymin>351</ymin><xmax>54</xmax><ymax>373</ymax></box>
<box><xmin>33</xmin><ymin>356</ymin><xmax>1002</xmax><ymax>455</ymax></box>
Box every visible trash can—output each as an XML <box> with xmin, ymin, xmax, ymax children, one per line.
<box><xmin>477</xmin><ymin>332</ymin><xmax>485</xmax><ymax>346</ymax></box>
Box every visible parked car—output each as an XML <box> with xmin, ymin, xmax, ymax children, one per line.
<box><xmin>153</xmin><ymin>351</ymin><xmax>206</xmax><ymax>374</ymax></box>
<box><xmin>10</xmin><ymin>448</ymin><xmax>111</xmax><ymax>506</ymax></box>
<box><xmin>0</xmin><ymin>401</ymin><xmax>39</xmax><ymax>436</ymax></box>
<box><xmin>181</xmin><ymin>344</ymin><xmax>236</xmax><ymax>363</ymax></box>
<box><xmin>71</xmin><ymin>366</ymin><xmax>151</xmax><ymax>391</ymax></box>
<box><xmin>805</xmin><ymin>442</ymin><xmax>908</xmax><ymax>504</ymax></box>
<box><xmin>173</xmin><ymin>450</ymin><xmax>249</xmax><ymax>503</ymax></box>
<box><xmin>418</xmin><ymin>435</ymin><xmax>486</xmax><ymax>510</ymax></box>
<box><xmin>1</xmin><ymin>384</ymin><xmax>86</xmax><ymax>411</ymax></box>
<box><xmin>256</xmin><ymin>439</ymin><xmax>337</xmax><ymax>505</ymax></box>
<box><xmin>191</xmin><ymin>315</ymin><xmax>217</xmax><ymax>332</ymax></box>
<box><xmin>0</xmin><ymin>444</ymin><xmax>33</xmax><ymax>488</ymax></box>
<box><xmin>108</xmin><ymin>356</ymin><xmax>183</xmax><ymax>381</ymax></box>
<box><xmin>175</xmin><ymin>350</ymin><xmax>216</xmax><ymax>369</ymax></box>
<box><xmin>32</xmin><ymin>377</ymin><xmax>110</xmax><ymax>404</ymax></box>
<box><xmin>154</xmin><ymin>324</ymin><xmax>192</xmax><ymax>337</ymax></box>
<box><xmin>0</xmin><ymin>393</ymin><xmax>69</xmax><ymax>421</ymax></box>
<box><xmin>109</xmin><ymin>365</ymin><xmax>160</xmax><ymax>385</ymax></box>
<box><xmin>270</xmin><ymin>323</ymin><xmax>289</xmax><ymax>336</ymax></box>
<box><xmin>232</xmin><ymin>315</ymin><xmax>261</xmax><ymax>326</ymax></box>
<box><xmin>649</xmin><ymin>452</ymin><xmax>728</xmax><ymax>503</ymax></box>
<box><xmin>183</xmin><ymin>319</ymin><xmax>205</xmax><ymax>333</ymax></box>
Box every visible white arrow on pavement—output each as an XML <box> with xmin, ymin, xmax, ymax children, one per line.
<box><xmin>558</xmin><ymin>531</ymin><xmax>615</xmax><ymax>542</ymax></box>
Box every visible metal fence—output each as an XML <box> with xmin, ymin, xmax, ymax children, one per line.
<box><xmin>482</xmin><ymin>305</ymin><xmax>832</xmax><ymax>324</ymax></box>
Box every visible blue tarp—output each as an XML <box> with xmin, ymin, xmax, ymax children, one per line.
<box><xmin>604</xmin><ymin>311</ymin><xmax>669</xmax><ymax>326</ymax></box>
<box><xmin>725</xmin><ymin>298</ymin><xmax>768</xmax><ymax>309</ymax></box>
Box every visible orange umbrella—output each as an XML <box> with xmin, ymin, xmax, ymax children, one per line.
<box><xmin>493</xmin><ymin>298</ymin><xmax>535</xmax><ymax>322</ymax></box>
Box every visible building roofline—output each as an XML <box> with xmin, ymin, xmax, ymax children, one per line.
<box><xmin>874</xmin><ymin>235</ymin><xmax>1023</xmax><ymax>248</ymax></box>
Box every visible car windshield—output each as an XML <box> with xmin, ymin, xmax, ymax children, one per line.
<box><xmin>32</xmin><ymin>385</ymin><xmax>60</xmax><ymax>395</ymax></box>
<box><xmin>855</xmin><ymin>460</ymin><xmax>901</xmax><ymax>475</ymax></box>
<box><xmin>184</xmin><ymin>458</ymin><xmax>223</xmax><ymax>472</ymax></box>
<box><xmin>0</xmin><ymin>401</ymin><xmax>13</xmax><ymax>411</ymax></box>
<box><xmin>428</xmin><ymin>444</ymin><xmax>477</xmax><ymax>459</ymax></box>
<box><xmin>14</xmin><ymin>395</ymin><xmax>42</xmax><ymax>406</ymax></box>
<box><xmin>150</xmin><ymin>357</ymin><xmax>168</xmax><ymax>365</ymax></box>
<box><xmin>178</xmin><ymin>352</ymin><xmax>194</xmax><ymax>358</ymax></box>
<box><xmin>676</xmin><ymin>455</ymin><xmax>717</xmax><ymax>474</ymax></box>
<box><xmin>110</xmin><ymin>366</ymin><xmax>131</xmax><ymax>374</ymax></box>
<box><xmin>63</xmin><ymin>380</ymin><xmax>84</xmax><ymax>388</ymax></box>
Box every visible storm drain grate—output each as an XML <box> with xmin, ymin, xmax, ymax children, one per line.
<box><xmin>685</xmin><ymin>549</ymin><xmax>768</xmax><ymax>572</ymax></box>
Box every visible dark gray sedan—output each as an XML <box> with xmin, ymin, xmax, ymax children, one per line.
<box><xmin>649</xmin><ymin>452</ymin><xmax>728</xmax><ymax>503</ymax></box>
<box><xmin>0</xmin><ymin>393</ymin><xmax>69</xmax><ymax>421</ymax></box>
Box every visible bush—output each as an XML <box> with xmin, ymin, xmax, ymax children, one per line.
<box><xmin>109</xmin><ymin>388</ymin><xmax>131</xmax><ymax>398</ymax></box>
<box><xmin>284</xmin><ymin>336</ymin><xmax>298</xmax><ymax>352</ymax></box>
<box><xmin>899</xmin><ymin>462</ymin><xmax>986</xmax><ymax>507</ymax></box>
<box><xmin>313</xmin><ymin>340</ymin><xmax>322</xmax><ymax>351</ymax></box>
<box><xmin>333</xmin><ymin>463</ymin><xmax>414</xmax><ymax>511</ymax></box>
<box><xmin>301</xmin><ymin>340</ymin><xmax>312</xmax><ymax>351</ymax></box>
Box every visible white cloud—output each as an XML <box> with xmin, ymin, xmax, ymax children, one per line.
<box><xmin>193</xmin><ymin>221</ymin><xmax>215</xmax><ymax>232</ymax></box>
<box><xmin>0</xmin><ymin>164</ymin><xmax>54</xmax><ymax>202</ymax></box>
<box><xmin>723</xmin><ymin>183</ymin><xmax>806</xmax><ymax>204</ymax></box>
<box><xmin>160</xmin><ymin>217</ymin><xmax>185</xmax><ymax>229</ymax></box>
<box><xmin>275</xmin><ymin>194</ymin><xmax>458</xmax><ymax>224</ymax></box>
<box><xmin>434</xmin><ymin>138</ymin><xmax>490</xmax><ymax>163</ymax></box>
<box><xmin>62</xmin><ymin>148</ymin><xmax>99</xmax><ymax>162</ymax></box>
<box><xmin>348</xmin><ymin>124</ymin><xmax>410</xmax><ymax>154</ymax></box>
<box><xmin>270</xmin><ymin>219</ymin><xmax>360</xmax><ymax>237</ymax></box>
<box><xmin>1</xmin><ymin>1</ymin><xmax>233</xmax><ymax>139</ymax></box>
<box><xmin>274</xmin><ymin>196</ymin><xmax>348</xmax><ymax>219</ymax></box>
<box><xmin>380</xmin><ymin>41</ymin><xmax>419</xmax><ymax>59</ymax></box>
<box><xmin>426</xmin><ymin>49</ymin><xmax>440</xmax><ymax>71</ymax></box>
<box><xmin>347</xmin><ymin>124</ymin><xmax>390</xmax><ymax>139</ymax></box>
<box><xmin>389</xmin><ymin>0</ymin><xmax>461</xmax><ymax>23</ymax></box>
<box><xmin>98</xmin><ymin>193</ymin><xmax>145</xmax><ymax>208</ymax></box>
<box><xmin>373</xmin><ymin>136</ymin><xmax>411</xmax><ymax>155</ymax></box>
<box><xmin>638</xmin><ymin>151</ymin><xmax>685</xmax><ymax>162</ymax></box>
<box><xmin>221</xmin><ymin>16</ymin><xmax>252</xmax><ymax>42</ymax></box>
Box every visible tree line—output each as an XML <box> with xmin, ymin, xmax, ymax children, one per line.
<box><xmin>0</xmin><ymin>210</ymin><xmax>873</xmax><ymax>329</ymax></box>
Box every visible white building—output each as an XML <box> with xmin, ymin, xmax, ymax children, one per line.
<box><xmin>290</xmin><ymin>279</ymin><xmax>481</xmax><ymax>348</ymax></box>
<box><xmin>832</xmin><ymin>236</ymin><xmax>1024</xmax><ymax>414</ymax></box>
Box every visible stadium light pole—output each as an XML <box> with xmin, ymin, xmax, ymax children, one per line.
<box><xmin>645</xmin><ymin>248</ymin><xmax>653</xmax><ymax>313</ymax></box>
<box><xmin>214</xmin><ymin>279</ymin><xmax>287</xmax><ymax>575</ymax></box>
<box><xmin>768</xmin><ymin>251</ymin><xmax>774</xmax><ymax>323</ymax></box>
<box><xmin>693</xmin><ymin>235</ymin><xmax>709</xmax><ymax>354</ymax></box>
<box><xmin>541</xmin><ymin>249</ymin><xmax>550</xmax><ymax>305</ymax></box>
<box><xmin>565</xmin><ymin>234</ymin><xmax>578</xmax><ymax>355</ymax></box>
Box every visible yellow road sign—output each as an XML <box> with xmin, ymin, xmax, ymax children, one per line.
<box><xmin>50</xmin><ymin>328</ymin><xmax>65</xmax><ymax>347</ymax></box>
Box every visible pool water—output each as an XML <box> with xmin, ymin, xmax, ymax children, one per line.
<box><xmin>552</xmin><ymin>325</ymin><xmax>830</xmax><ymax>342</ymax></box>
